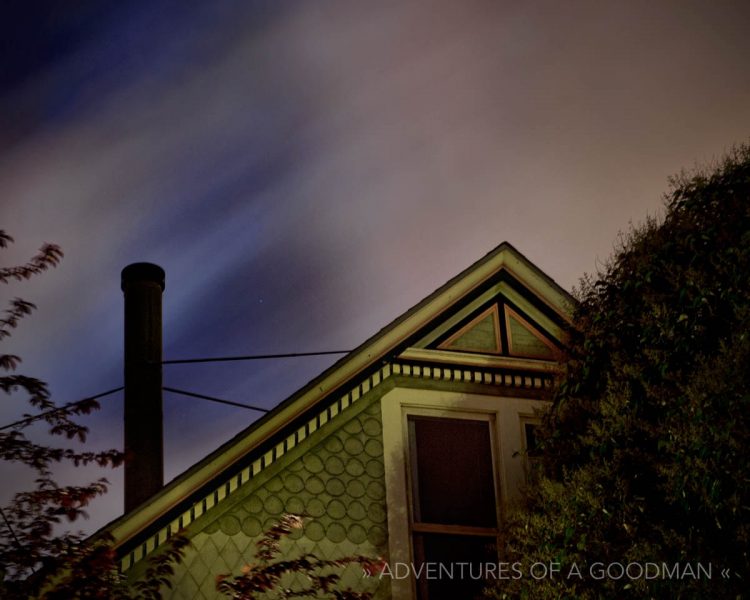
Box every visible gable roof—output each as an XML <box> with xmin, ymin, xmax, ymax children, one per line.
<box><xmin>105</xmin><ymin>242</ymin><xmax>574</xmax><ymax>568</ymax></box>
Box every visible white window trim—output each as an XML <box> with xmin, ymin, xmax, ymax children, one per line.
<box><xmin>381</xmin><ymin>387</ymin><xmax>548</xmax><ymax>599</ymax></box>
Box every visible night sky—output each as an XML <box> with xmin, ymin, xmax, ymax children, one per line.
<box><xmin>2</xmin><ymin>1</ymin><xmax>749</xmax><ymax>534</ymax></box>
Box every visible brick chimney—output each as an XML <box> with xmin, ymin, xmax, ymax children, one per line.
<box><xmin>121</xmin><ymin>262</ymin><xmax>164</xmax><ymax>512</ymax></box>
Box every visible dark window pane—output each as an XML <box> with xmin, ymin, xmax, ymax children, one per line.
<box><xmin>524</xmin><ymin>422</ymin><xmax>541</xmax><ymax>457</ymax></box>
<box><xmin>413</xmin><ymin>533</ymin><xmax>497</xmax><ymax>600</ymax></box>
<box><xmin>409</xmin><ymin>417</ymin><xmax>497</xmax><ymax>527</ymax></box>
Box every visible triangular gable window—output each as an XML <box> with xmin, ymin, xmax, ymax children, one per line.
<box><xmin>504</xmin><ymin>306</ymin><xmax>557</xmax><ymax>360</ymax></box>
<box><xmin>437</xmin><ymin>305</ymin><xmax>501</xmax><ymax>354</ymax></box>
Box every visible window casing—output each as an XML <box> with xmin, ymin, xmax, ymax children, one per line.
<box><xmin>407</xmin><ymin>413</ymin><xmax>500</xmax><ymax>600</ymax></box>
<box><xmin>382</xmin><ymin>388</ymin><xmax>549</xmax><ymax>600</ymax></box>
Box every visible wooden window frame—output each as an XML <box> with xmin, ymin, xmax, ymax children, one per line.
<box><xmin>381</xmin><ymin>388</ymin><xmax>549</xmax><ymax>599</ymax></box>
<box><xmin>406</xmin><ymin>410</ymin><xmax>501</xmax><ymax>535</ymax></box>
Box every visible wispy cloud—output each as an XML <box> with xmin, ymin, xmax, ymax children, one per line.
<box><xmin>1</xmin><ymin>0</ymin><xmax>749</xmax><ymax>530</ymax></box>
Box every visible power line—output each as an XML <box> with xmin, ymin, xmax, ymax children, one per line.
<box><xmin>1</xmin><ymin>352</ymin><xmax>347</xmax><ymax>428</ymax></box>
<box><xmin>0</xmin><ymin>386</ymin><xmax>124</xmax><ymax>432</ymax></box>
<box><xmin>161</xmin><ymin>349</ymin><xmax>351</xmax><ymax>365</ymax></box>
<box><xmin>1</xmin><ymin>349</ymin><xmax>334</xmax><ymax>430</ymax></box>
<box><xmin>0</xmin><ymin>380</ymin><xmax>273</xmax><ymax>431</ymax></box>
<box><xmin>163</xmin><ymin>386</ymin><xmax>269</xmax><ymax>413</ymax></box>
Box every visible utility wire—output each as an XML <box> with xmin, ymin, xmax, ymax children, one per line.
<box><xmin>0</xmin><ymin>352</ymin><xmax>345</xmax><ymax>427</ymax></box>
<box><xmin>163</xmin><ymin>386</ymin><xmax>269</xmax><ymax>413</ymax></box>
<box><xmin>0</xmin><ymin>378</ymin><xmax>276</xmax><ymax>430</ymax></box>
<box><xmin>161</xmin><ymin>349</ymin><xmax>351</xmax><ymax>365</ymax></box>
<box><xmin>0</xmin><ymin>350</ymin><xmax>344</xmax><ymax>429</ymax></box>
<box><xmin>0</xmin><ymin>386</ymin><xmax>124</xmax><ymax>432</ymax></box>
<box><xmin>0</xmin><ymin>350</ymin><xmax>338</xmax><ymax>429</ymax></box>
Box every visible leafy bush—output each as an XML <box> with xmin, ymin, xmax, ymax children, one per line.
<box><xmin>216</xmin><ymin>514</ymin><xmax>383</xmax><ymax>599</ymax></box>
<box><xmin>492</xmin><ymin>144</ymin><xmax>750</xmax><ymax>599</ymax></box>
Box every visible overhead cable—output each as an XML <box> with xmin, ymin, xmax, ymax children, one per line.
<box><xmin>0</xmin><ymin>349</ymin><xmax>337</xmax><ymax>429</ymax></box>
<box><xmin>161</xmin><ymin>349</ymin><xmax>351</xmax><ymax>365</ymax></box>
<box><xmin>163</xmin><ymin>386</ymin><xmax>269</xmax><ymax>413</ymax></box>
<box><xmin>0</xmin><ymin>386</ymin><xmax>124</xmax><ymax>432</ymax></box>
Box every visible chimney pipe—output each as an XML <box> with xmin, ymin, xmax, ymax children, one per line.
<box><xmin>121</xmin><ymin>262</ymin><xmax>164</xmax><ymax>512</ymax></box>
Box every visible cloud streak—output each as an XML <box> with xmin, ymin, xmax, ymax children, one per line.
<box><xmin>1</xmin><ymin>0</ymin><xmax>749</xmax><ymax>531</ymax></box>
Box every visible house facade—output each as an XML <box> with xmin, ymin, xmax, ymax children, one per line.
<box><xmin>107</xmin><ymin>243</ymin><xmax>572</xmax><ymax>600</ymax></box>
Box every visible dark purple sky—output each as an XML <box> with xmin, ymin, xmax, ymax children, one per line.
<box><xmin>2</xmin><ymin>0</ymin><xmax>749</xmax><ymax>533</ymax></box>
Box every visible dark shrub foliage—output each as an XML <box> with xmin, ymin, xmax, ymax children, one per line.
<box><xmin>493</xmin><ymin>144</ymin><xmax>750</xmax><ymax>599</ymax></box>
